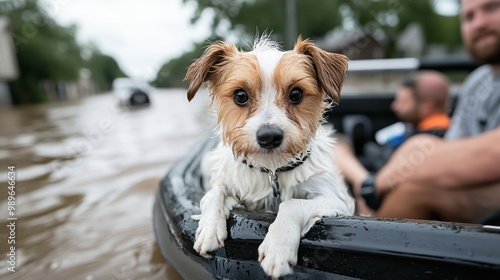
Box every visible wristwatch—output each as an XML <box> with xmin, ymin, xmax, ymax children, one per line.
<box><xmin>360</xmin><ymin>174</ymin><xmax>383</xmax><ymax>210</ymax></box>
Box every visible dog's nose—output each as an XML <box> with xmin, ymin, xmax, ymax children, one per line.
<box><xmin>256</xmin><ymin>126</ymin><xmax>283</xmax><ymax>149</ymax></box>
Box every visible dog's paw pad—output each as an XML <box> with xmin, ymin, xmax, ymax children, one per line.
<box><xmin>258</xmin><ymin>238</ymin><xmax>297</xmax><ymax>278</ymax></box>
<box><xmin>193</xmin><ymin>216</ymin><xmax>227</xmax><ymax>257</ymax></box>
<box><xmin>194</xmin><ymin>233</ymin><xmax>221</xmax><ymax>257</ymax></box>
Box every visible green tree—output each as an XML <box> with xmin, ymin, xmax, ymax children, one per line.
<box><xmin>1</xmin><ymin>0</ymin><xmax>127</xmax><ymax>103</ymax></box>
<box><xmin>151</xmin><ymin>39</ymin><xmax>215</xmax><ymax>88</ymax></box>
<box><xmin>156</xmin><ymin>0</ymin><xmax>461</xmax><ymax>88</ymax></box>
<box><xmin>2</xmin><ymin>0</ymin><xmax>84</xmax><ymax>103</ymax></box>
<box><xmin>182</xmin><ymin>0</ymin><xmax>461</xmax><ymax>55</ymax></box>
<box><xmin>347</xmin><ymin>0</ymin><xmax>461</xmax><ymax>56</ymax></box>
<box><xmin>85</xmin><ymin>48</ymin><xmax>127</xmax><ymax>92</ymax></box>
<box><xmin>184</xmin><ymin>0</ymin><xmax>346</xmax><ymax>48</ymax></box>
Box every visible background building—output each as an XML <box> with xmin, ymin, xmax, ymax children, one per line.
<box><xmin>0</xmin><ymin>17</ymin><xmax>18</xmax><ymax>107</ymax></box>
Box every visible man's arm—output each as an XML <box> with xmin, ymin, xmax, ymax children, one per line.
<box><xmin>333</xmin><ymin>138</ymin><xmax>372</xmax><ymax>215</ymax></box>
<box><xmin>376</xmin><ymin>127</ymin><xmax>500</xmax><ymax>192</ymax></box>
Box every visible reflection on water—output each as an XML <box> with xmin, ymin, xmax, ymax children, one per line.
<box><xmin>0</xmin><ymin>89</ymin><xmax>213</xmax><ymax>280</ymax></box>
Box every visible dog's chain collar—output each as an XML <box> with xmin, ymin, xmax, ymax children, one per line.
<box><xmin>242</xmin><ymin>150</ymin><xmax>311</xmax><ymax>206</ymax></box>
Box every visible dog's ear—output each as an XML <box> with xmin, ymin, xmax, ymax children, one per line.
<box><xmin>294</xmin><ymin>37</ymin><xmax>348</xmax><ymax>104</ymax></box>
<box><xmin>185</xmin><ymin>41</ymin><xmax>238</xmax><ymax>101</ymax></box>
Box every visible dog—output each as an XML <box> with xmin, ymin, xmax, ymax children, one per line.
<box><xmin>185</xmin><ymin>35</ymin><xmax>355</xmax><ymax>278</ymax></box>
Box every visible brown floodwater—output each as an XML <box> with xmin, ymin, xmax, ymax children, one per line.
<box><xmin>0</xmin><ymin>89</ymin><xmax>213</xmax><ymax>280</ymax></box>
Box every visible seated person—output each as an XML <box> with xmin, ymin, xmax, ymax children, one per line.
<box><xmin>335</xmin><ymin>71</ymin><xmax>451</xmax><ymax>214</ymax></box>
<box><xmin>362</xmin><ymin>71</ymin><xmax>451</xmax><ymax>171</ymax></box>
<box><xmin>392</xmin><ymin>72</ymin><xmax>451</xmax><ymax>138</ymax></box>
<box><xmin>337</xmin><ymin>0</ymin><xmax>500</xmax><ymax>222</ymax></box>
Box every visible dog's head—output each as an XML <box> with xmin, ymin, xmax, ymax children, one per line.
<box><xmin>186</xmin><ymin>36</ymin><xmax>348</xmax><ymax>167</ymax></box>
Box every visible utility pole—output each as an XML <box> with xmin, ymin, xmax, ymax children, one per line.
<box><xmin>285</xmin><ymin>0</ymin><xmax>297</xmax><ymax>49</ymax></box>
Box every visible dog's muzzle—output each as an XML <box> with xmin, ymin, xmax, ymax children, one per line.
<box><xmin>256</xmin><ymin>125</ymin><xmax>283</xmax><ymax>150</ymax></box>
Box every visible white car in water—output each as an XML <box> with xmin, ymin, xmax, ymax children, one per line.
<box><xmin>112</xmin><ymin>78</ymin><xmax>151</xmax><ymax>106</ymax></box>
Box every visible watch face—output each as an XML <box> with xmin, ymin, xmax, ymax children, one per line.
<box><xmin>360</xmin><ymin>176</ymin><xmax>383</xmax><ymax>210</ymax></box>
<box><xmin>361</xmin><ymin>185</ymin><xmax>375</xmax><ymax>196</ymax></box>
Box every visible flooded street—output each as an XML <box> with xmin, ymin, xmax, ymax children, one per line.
<box><xmin>0</xmin><ymin>89</ymin><xmax>213</xmax><ymax>280</ymax></box>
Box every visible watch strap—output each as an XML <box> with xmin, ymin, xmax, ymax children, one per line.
<box><xmin>360</xmin><ymin>174</ymin><xmax>383</xmax><ymax>210</ymax></box>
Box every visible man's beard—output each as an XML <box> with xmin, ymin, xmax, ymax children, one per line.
<box><xmin>468</xmin><ymin>31</ymin><xmax>500</xmax><ymax>65</ymax></box>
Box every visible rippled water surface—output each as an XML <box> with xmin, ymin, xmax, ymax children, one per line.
<box><xmin>0</xmin><ymin>89</ymin><xmax>213</xmax><ymax>280</ymax></box>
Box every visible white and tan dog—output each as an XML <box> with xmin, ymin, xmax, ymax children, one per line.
<box><xmin>186</xmin><ymin>36</ymin><xmax>355</xmax><ymax>278</ymax></box>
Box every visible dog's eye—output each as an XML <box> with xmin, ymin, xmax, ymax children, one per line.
<box><xmin>289</xmin><ymin>88</ymin><xmax>303</xmax><ymax>104</ymax></box>
<box><xmin>233</xmin><ymin>89</ymin><xmax>249</xmax><ymax>106</ymax></box>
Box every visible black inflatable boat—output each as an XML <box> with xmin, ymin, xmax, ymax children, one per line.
<box><xmin>153</xmin><ymin>57</ymin><xmax>500</xmax><ymax>279</ymax></box>
<box><xmin>152</xmin><ymin>135</ymin><xmax>500</xmax><ymax>280</ymax></box>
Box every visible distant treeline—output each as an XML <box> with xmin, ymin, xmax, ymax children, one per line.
<box><xmin>1</xmin><ymin>0</ymin><xmax>127</xmax><ymax>104</ymax></box>
<box><xmin>152</xmin><ymin>0</ymin><xmax>461</xmax><ymax>88</ymax></box>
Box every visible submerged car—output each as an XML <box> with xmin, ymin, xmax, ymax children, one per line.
<box><xmin>112</xmin><ymin>78</ymin><xmax>151</xmax><ymax>106</ymax></box>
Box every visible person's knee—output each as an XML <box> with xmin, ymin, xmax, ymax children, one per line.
<box><xmin>376</xmin><ymin>183</ymin><xmax>440</xmax><ymax>219</ymax></box>
<box><xmin>389</xmin><ymin>183</ymin><xmax>433</xmax><ymax>203</ymax></box>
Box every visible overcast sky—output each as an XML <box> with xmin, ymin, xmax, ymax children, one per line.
<box><xmin>45</xmin><ymin>0</ymin><xmax>212</xmax><ymax>81</ymax></box>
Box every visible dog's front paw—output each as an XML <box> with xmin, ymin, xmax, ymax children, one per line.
<box><xmin>258</xmin><ymin>224</ymin><xmax>300</xmax><ymax>278</ymax></box>
<box><xmin>193</xmin><ymin>214</ymin><xmax>227</xmax><ymax>257</ymax></box>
